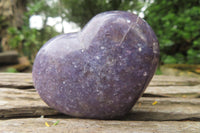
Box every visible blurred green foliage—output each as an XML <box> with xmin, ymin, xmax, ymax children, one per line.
<box><xmin>6</xmin><ymin>68</ymin><xmax>17</xmax><ymax>73</ymax></box>
<box><xmin>145</xmin><ymin>0</ymin><xmax>200</xmax><ymax>64</ymax></box>
<box><xmin>61</xmin><ymin>0</ymin><xmax>144</xmax><ymax>27</ymax></box>
<box><xmin>155</xmin><ymin>67</ymin><xmax>162</xmax><ymax>75</ymax></box>
<box><xmin>7</xmin><ymin>0</ymin><xmax>59</xmax><ymax>62</ymax></box>
<box><xmin>0</xmin><ymin>16</ymin><xmax>8</xmax><ymax>32</ymax></box>
<box><xmin>6</xmin><ymin>0</ymin><xmax>144</xmax><ymax>62</ymax></box>
<box><xmin>3</xmin><ymin>0</ymin><xmax>200</xmax><ymax>65</ymax></box>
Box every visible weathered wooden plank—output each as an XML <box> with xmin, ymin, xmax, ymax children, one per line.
<box><xmin>0</xmin><ymin>73</ymin><xmax>199</xmax><ymax>89</ymax></box>
<box><xmin>0</xmin><ymin>73</ymin><xmax>32</xmax><ymax>88</ymax></box>
<box><xmin>0</xmin><ymin>88</ymin><xmax>200</xmax><ymax>121</ymax></box>
<box><xmin>129</xmin><ymin>97</ymin><xmax>200</xmax><ymax>121</ymax></box>
<box><xmin>0</xmin><ymin>118</ymin><xmax>199</xmax><ymax>133</ymax></box>
<box><xmin>144</xmin><ymin>85</ymin><xmax>200</xmax><ymax>98</ymax></box>
<box><xmin>149</xmin><ymin>75</ymin><xmax>200</xmax><ymax>86</ymax></box>
<box><xmin>0</xmin><ymin>88</ymin><xmax>59</xmax><ymax>118</ymax></box>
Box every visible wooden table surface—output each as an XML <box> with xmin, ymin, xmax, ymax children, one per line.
<box><xmin>0</xmin><ymin>73</ymin><xmax>200</xmax><ymax>133</ymax></box>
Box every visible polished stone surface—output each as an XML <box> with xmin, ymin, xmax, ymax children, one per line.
<box><xmin>32</xmin><ymin>11</ymin><xmax>159</xmax><ymax>119</ymax></box>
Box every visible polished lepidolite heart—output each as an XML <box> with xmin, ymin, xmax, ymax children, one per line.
<box><xmin>33</xmin><ymin>11</ymin><xmax>159</xmax><ymax>119</ymax></box>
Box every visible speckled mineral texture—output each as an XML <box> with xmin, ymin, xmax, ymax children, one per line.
<box><xmin>32</xmin><ymin>11</ymin><xmax>160</xmax><ymax>119</ymax></box>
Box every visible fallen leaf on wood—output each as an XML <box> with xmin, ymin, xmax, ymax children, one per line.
<box><xmin>152</xmin><ymin>101</ymin><xmax>158</xmax><ymax>105</ymax></box>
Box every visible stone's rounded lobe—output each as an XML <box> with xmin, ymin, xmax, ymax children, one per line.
<box><xmin>32</xmin><ymin>11</ymin><xmax>159</xmax><ymax>119</ymax></box>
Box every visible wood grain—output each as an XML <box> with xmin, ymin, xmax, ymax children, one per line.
<box><xmin>144</xmin><ymin>85</ymin><xmax>200</xmax><ymax>98</ymax></box>
<box><xmin>0</xmin><ymin>118</ymin><xmax>199</xmax><ymax>133</ymax></box>
<box><xmin>0</xmin><ymin>87</ymin><xmax>200</xmax><ymax>121</ymax></box>
<box><xmin>0</xmin><ymin>88</ymin><xmax>59</xmax><ymax>118</ymax></box>
<box><xmin>0</xmin><ymin>73</ymin><xmax>200</xmax><ymax>133</ymax></box>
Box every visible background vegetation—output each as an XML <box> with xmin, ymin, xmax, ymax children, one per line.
<box><xmin>145</xmin><ymin>0</ymin><xmax>200</xmax><ymax>64</ymax></box>
<box><xmin>0</xmin><ymin>0</ymin><xmax>199</xmax><ymax>64</ymax></box>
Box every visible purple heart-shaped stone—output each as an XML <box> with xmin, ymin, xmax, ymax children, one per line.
<box><xmin>33</xmin><ymin>11</ymin><xmax>159</xmax><ymax>119</ymax></box>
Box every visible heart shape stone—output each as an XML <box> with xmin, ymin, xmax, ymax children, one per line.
<box><xmin>33</xmin><ymin>11</ymin><xmax>159</xmax><ymax>119</ymax></box>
